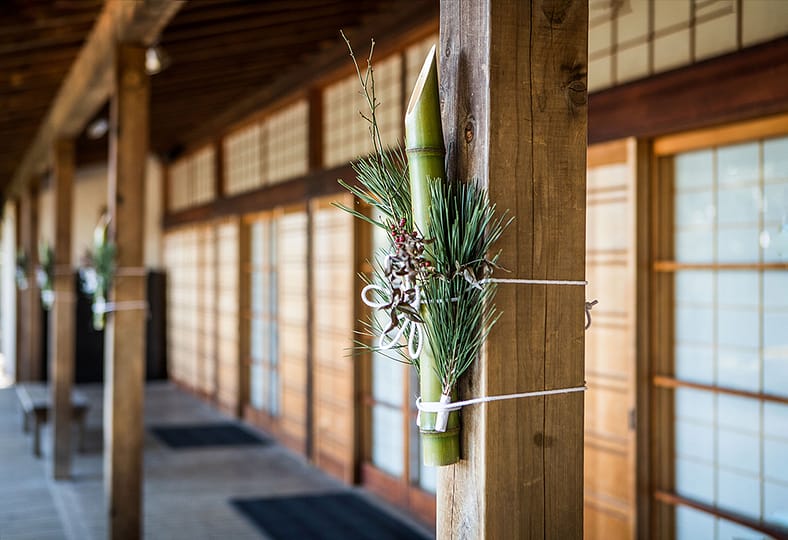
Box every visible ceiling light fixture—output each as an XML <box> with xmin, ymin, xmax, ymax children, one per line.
<box><xmin>86</xmin><ymin>118</ymin><xmax>109</xmax><ymax>139</ymax></box>
<box><xmin>145</xmin><ymin>45</ymin><xmax>170</xmax><ymax>75</ymax></box>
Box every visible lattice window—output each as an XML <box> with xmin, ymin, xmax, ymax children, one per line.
<box><xmin>588</xmin><ymin>0</ymin><xmax>788</xmax><ymax>92</ymax></box>
<box><xmin>323</xmin><ymin>74</ymin><xmax>370</xmax><ymax>168</ymax></box>
<box><xmin>191</xmin><ymin>146</ymin><xmax>215</xmax><ymax>205</ymax></box>
<box><xmin>225</xmin><ymin>123</ymin><xmax>263</xmax><ymax>195</ymax></box>
<box><xmin>323</xmin><ymin>54</ymin><xmax>402</xmax><ymax>168</ymax></box>
<box><xmin>264</xmin><ymin>100</ymin><xmax>308</xmax><ymax>184</ymax></box>
<box><xmin>168</xmin><ymin>147</ymin><xmax>215</xmax><ymax>211</ymax></box>
<box><xmin>374</xmin><ymin>55</ymin><xmax>403</xmax><ymax>151</ymax></box>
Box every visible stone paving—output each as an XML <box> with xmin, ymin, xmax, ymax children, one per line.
<box><xmin>0</xmin><ymin>382</ymin><xmax>434</xmax><ymax>540</ymax></box>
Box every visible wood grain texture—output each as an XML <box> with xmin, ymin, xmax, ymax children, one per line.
<box><xmin>104</xmin><ymin>43</ymin><xmax>149</xmax><ymax>540</ymax></box>
<box><xmin>438</xmin><ymin>1</ymin><xmax>587</xmax><ymax>538</ymax></box>
<box><xmin>50</xmin><ymin>137</ymin><xmax>75</xmax><ymax>480</ymax></box>
<box><xmin>650</xmin><ymin>156</ymin><xmax>676</xmax><ymax>539</ymax></box>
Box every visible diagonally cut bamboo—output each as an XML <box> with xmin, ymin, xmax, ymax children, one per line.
<box><xmin>405</xmin><ymin>44</ymin><xmax>460</xmax><ymax>466</ymax></box>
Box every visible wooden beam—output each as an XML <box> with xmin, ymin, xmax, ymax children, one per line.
<box><xmin>162</xmin><ymin>163</ymin><xmax>354</xmax><ymax>230</ymax></box>
<box><xmin>49</xmin><ymin>137</ymin><xmax>75</xmax><ymax>480</ymax></box>
<box><xmin>589</xmin><ymin>35</ymin><xmax>788</xmax><ymax>145</ymax></box>
<box><xmin>438</xmin><ymin>1</ymin><xmax>587</xmax><ymax>538</ymax></box>
<box><xmin>104</xmin><ymin>43</ymin><xmax>149</xmax><ymax>540</ymax></box>
<box><xmin>6</xmin><ymin>0</ymin><xmax>182</xmax><ymax>198</ymax></box>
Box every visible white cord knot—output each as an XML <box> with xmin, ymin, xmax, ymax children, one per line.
<box><xmin>361</xmin><ymin>283</ymin><xmax>424</xmax><ymax>360</ymax></box>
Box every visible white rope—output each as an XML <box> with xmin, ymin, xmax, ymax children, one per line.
<box><xmin>479</xmin><ymin>277</ymin><xmax>588</xmax><ymax>287</ymax></box>
<box><xmin>92</xmin><ymin>300</ymin><xmax>148</xmax><ymax>314</ymax></box>
<box><xmin>417</xmin><ymin>384</ymin><xmax>588</xmax><ymax>432</ymax></box>
<box><xmin>115</xmin><ymin>267</ymin><xmax>148</xmax><ymax>277</ymax></box>
<box><xmin>361</xmin><ymin>283</ymin><xmax>424</xmax><ymax>360</ymax></box>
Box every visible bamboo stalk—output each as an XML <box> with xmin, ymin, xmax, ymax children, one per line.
<box><xmin>405</xmin><ymin>45</ymin><xmax>460</xmax><ymax>466</ymax></box>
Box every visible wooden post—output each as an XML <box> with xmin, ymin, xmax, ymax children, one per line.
<box><xmin>104</xmin><ymin>42</ymin><xmax>149</xmax><ymax>540</ymax></box>
<box><xmin>17</xmin><ymin>183</ymin><xmax>42</xmax><ymax>382</ymax></box>
<box><xmin>438</xmin><ymin>1</ymin><xmax>588</xmax><ymax>538</ymax></box>
<box><xmin>50</xmin><ymin>138</ymin><xmax>76</xmax><ymax>480</ymax></box>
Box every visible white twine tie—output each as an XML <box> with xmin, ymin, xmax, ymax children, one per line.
<box><xmin>361</xmin><ymin>283</ymin><xmax>424</xmax><ymax>360</ymax></box>
<box><xmin>92</xmin><ymin>300</ymin><xmax>148</xmax><ymax>314</ymax></box>
<box><xmin>418</xmin><ymin>385</ymin><xmax>588</xmax><ymax>432</ymax></box>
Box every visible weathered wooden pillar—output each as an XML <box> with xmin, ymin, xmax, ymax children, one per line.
<box><xmin>17</xmin><ymin>183</ymin><xmax>42</xmax><ymax>382</ymax></box>
<box><xmin>50</xmin><ymin>138</ymin><xmax>76</xmax><ymax>479</ymax></box>
<box><xmin>104</xmin><ymin>43</ymin><xmax>149</xmax><ymax>540</ymax></box>
<box><xmin>438</xmin><ymin>1</ymin><xmax>588</xmax><ymax>538</ymax></box>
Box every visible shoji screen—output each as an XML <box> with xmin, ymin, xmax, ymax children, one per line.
<box><xmin>276</xmin><ymin>205</ymin><xmax>309</xmax><ymax>453</ymax></box>
<box><xmin>164</xmin><ymin>228</ymin><xmax>197</xmax><ymax>387</ymax></box>
<box><xmin>662</xmin><ymin>135</ymin><xmax>788</xmax><ymax>539</ymax></box>
<box><xmin>216</xmin><ymin>218</ymin><xmax>240</xmax><ymax>414</ymax></box>
<box><xmin>196</xmin><ymin>225</ymin><xmax>216</xmax><ymax>396</ymax></box>
<box><xmin>311</xmin><ymin>194</ymin><xmax>356</xmax><ymax>483</ymax></box>
<box><xmin>164</xmin><ymin>223</ymin><xmax>217</xmax><ymax>398</ymax></box>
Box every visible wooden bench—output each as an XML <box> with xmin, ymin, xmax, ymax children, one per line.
<box><xmin>15</xmin><ymin>383</ymin><xmax>89</xmax><ymax>457</ymax></box>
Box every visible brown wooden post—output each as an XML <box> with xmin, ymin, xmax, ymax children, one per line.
<box><xmin>50</xmin><ymin>138</ymin><xmax>76</xmax><ymax>480</ymax></box>
<box><xmin>105</xmin><ymin>42</ymin><xmax>149</xmax><ymax>540</ymax></box>
<box><xmin>17</xmin><ymin>183</ymin><xmax>42</xmax><ymax>382</ymax></box>
<box><xmin>438</xmin><ymin>1</ymin><xmax>588</xmax><ymax>538</ymax></box>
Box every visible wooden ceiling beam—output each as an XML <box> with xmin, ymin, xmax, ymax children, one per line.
<box><xmin>6</xmin><ymin>0</ymin><xmax>184</xmax><ymax>197</ymax></box>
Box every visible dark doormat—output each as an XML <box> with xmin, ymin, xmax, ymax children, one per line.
<box><xmin>150</xmin><ymin>423</ymin><xmax>270</xmax><ymax>449</ymax></box>
<box><xmin>231</xmin><ymin>492</ymin><xmax>432</xmax><ymax>540</ymax></box>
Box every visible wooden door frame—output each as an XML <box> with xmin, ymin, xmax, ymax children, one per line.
<box><xmin>585</xmin><ymin>138</ymin><xmax>652</xmax><ymax>540</ymax></box>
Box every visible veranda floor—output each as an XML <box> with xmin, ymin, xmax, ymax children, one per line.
<box><xmin>0</xmin><ymin>382</ymin><xmax>433</xmax><ymax>540</ymax></box>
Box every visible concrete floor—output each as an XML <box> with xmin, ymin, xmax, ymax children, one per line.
<box><xmin>0</xmin><ymin>382</ymin><xmax>433</xmax><ymax>540</ymax></box>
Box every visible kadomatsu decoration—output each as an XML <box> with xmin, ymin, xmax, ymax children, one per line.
<box><xmin>338</xmin><ymin>38</ymin><xmax>510</xmax><ymax>466</ymax></box>
<box><xmin>80</xmin><ymin>213</ymin><xmax>115</xmax><ymax>331</ymax></box>
<box><xmin>15</xmin><ymin>249</ymin><xmax>29</xmax><ymax>290</ymax></box>
<box><xmin>37</xmin><ymin>242</ymin><xmax>54</xmax><ymax>310</ymax></box>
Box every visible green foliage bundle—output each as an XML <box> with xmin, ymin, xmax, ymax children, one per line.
<box><xmin>337</xmin><ymin>36</ymin><xmax>510</xmax><ymax>403</ymax></box>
